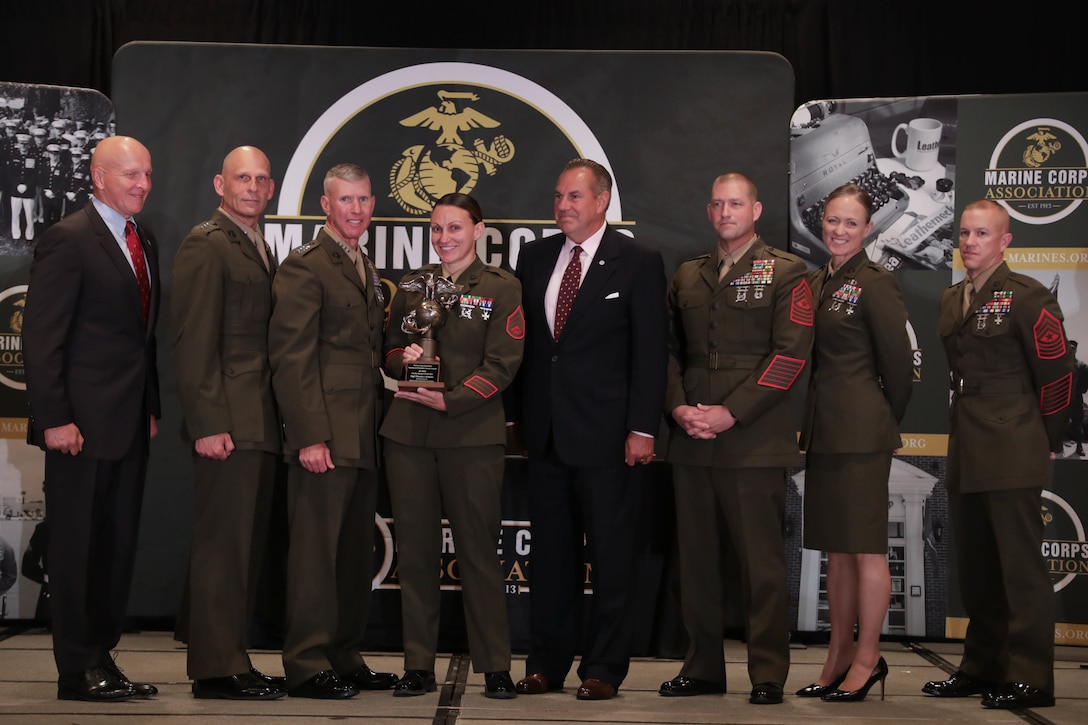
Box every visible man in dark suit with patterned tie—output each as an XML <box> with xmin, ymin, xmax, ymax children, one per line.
<box><xmin>510</xmin><ymin>158</ymin><xmax>669</xmax><ymax>701</ymax></box>
<box><xmin>23</xmin><ymin>135</ymin><xmax>161</xmax><ymax>702</ymax></box>
<box><xmin>173</xmin><ymin>146</ymin><xmax>286</xmax><ymax>700</ymax></box>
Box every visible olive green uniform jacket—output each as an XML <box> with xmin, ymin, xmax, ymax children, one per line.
<box><xmin>380</xmin><ymin>256</ymin><xmax>525</xmax><ymax>446</ymax></box>
<box><xmin>666</xmin><ymin>236</ymin><xmax>814</xmax><ymax>467</ymax></box>
<box><xmin>269</xmin><ymin>228</ymin><xmax>386</xmax><ymax>468</ymax></box>
<box><xmin>800</xmin><ymin>249</ymin><xmax>913</xmax><ymax>454</ymax></box>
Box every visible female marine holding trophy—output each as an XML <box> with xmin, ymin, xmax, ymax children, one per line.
<box><xmin>380</xmin><ymin>193</ymin><xmax>525</xmax><ymax>699</ymax></box>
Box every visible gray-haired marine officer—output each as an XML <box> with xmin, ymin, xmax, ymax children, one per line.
<box><xmin>269</xmin><ymin>163</ymin><xmax>397</xmax><ymax>699</ymax></box>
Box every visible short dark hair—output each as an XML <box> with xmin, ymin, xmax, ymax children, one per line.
<box><xmin>433</xmin><ymin>192</ymin><xmax>484</xmax><ymax>224</ymax></box>
<box><xmin>563</xmin><ymin>158</ymin><xmax>611</xmax><ymax>195</ymax></box>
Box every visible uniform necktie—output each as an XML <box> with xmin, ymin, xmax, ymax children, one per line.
<box><xmin>125</xmin><ymin>220</ymin><xmax>150</xmax><ymax>324</ymax></box>
<box><xmin>554</xmin><ymin>245</ymin><xmax>582</xmax><ymax>341</ymax></box>
<box><xmin>718</xmin><ymin>256</ymin><xmax>732</xmax><ymax>281</ymax></box>
<box><xmin>251</xmin><ymin>229</ymin><xmax>270</xmax><ymax>272</ymax></box>
<box><xmin>355</xmin><ymin>252</ymin><xmax>386</xmax><ymax>307</ymax></box>
<box><xmin>962</xmin><ymin>279</ymin><xmax>976</xmax><ymax>317</ymax></box>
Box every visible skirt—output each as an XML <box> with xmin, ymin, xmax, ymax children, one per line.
<box><xmin>802</xmin><ymin>451</ymin><xmax>892</xmax><ymax>554</ymax></box>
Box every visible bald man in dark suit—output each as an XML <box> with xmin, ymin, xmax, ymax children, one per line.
<box><xmin>23</xmin><ymin>136</ymin><xmax>161</xmax><ymax>702</ymax></box>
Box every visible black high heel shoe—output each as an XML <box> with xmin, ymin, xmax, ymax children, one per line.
<box><xmin>821</xmin><ymin>657</ymin><xmax>888</xmax><ymax>702</ymax></box>
<box><xmin>795</xmin><ymin>669</ymin><xmax>847</xmax><ymax>698</ymax></box>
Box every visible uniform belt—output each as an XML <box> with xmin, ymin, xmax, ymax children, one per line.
<box><xmin>685</xmin><ymin>353</ymin><xmax>761</xmax><ymax>370</ymax></box>
<box><xmin>950</xmin><ymin>373</ymin><xmax>1031</xmax><ymax>395</ymax></box>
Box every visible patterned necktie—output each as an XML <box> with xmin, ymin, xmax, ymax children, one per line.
<box><xmin>554</xmin><ymin>245</ymin><xmax>582</xmax><ymax>341</ymax></box>
<box><xmin>125</xmin><ymin>220</ymin><xmax>150</xmax><ymax>324</ymax></box>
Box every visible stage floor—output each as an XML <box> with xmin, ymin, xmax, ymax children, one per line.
<box><xmin>1</xmin><ymin>627</ymin><xmax>1086</xmax><ymax>724</ymax></box>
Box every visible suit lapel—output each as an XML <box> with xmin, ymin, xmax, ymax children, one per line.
<box><xmin>213</xmin><ymin>209</ymin><xmax>274</xmax><ymax>279</ymax></box>
<box><xmin>698</xmin><ymin>255</ymin><xmax>719</xmax><ymax>292</ymax></box>
<box><xmin>86</xmin><ymin>205</ymin><xmax>146</xmax><ymax>329</ymax></box>
<box><xmin>718</xmin><ymin>238</ymin><xmax>767</xmax><ymax>298</ymax></box>
<box><xmin>318</xmin><ymin>231</ymin><xmax>367</xmax><ymax>296</ymax></box>
<box><xmin>140</xmin><ymin>225</ymin><xmax>160</xmax><ymax>338</ymax></box>
<box><xmin>561</xmin><ymin>230</ymin><xmax>619</xmax><ymax>338</ymax></box>
<box><xmin>958</xmin><ymin>261</ymin><xmax>1010</xmax><ymax>329</ymax></box>
<box><xmin>822</xmin><ymin>250</ymin><xmax>865</xmax><ymax>304</ymax></box>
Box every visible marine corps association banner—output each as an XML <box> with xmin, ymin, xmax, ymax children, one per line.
<box><xmin>786</xmin><ymin>91</ymin><xmax>1088</xmax><ymax>646</ymax></box>
<box><xmin>110</xmin><ymin>43</ymin><xmax>794</xmax><ymax>648</ymax></box>
<box><xmin>0</xmin><ymin>80</ymin><xmax>112</xmax><ymax>620</ymax></box>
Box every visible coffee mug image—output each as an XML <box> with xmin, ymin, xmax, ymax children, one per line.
<box><xmin>891</xmin><ymin>117</ymin><xmax>943</xmax><ymax>171</ymax></box>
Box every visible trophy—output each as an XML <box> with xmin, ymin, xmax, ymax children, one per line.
<box><xmin>397</xmin><ymin>271</ymin><xmax>464</xmax><ymax>389</ymax></box>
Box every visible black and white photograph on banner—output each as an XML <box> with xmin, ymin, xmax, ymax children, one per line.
<box><xmin>0</xmin><ymin>437</ymin><xmax>45</xmax><ymax>621</ymax></box>
<box><xmin>0</xmin><ymin>82</ymin><xmax>114</xmax><ymax>256</ymax></box>
<box><xmin>788</xmin><ymin>96</ymin><xmax>958</xmax><ymax>272</ymax></box>
<box><xmin>0</xmin><ymin>81</ymin><xmax>106</xmax><ymax>619</ymax></box>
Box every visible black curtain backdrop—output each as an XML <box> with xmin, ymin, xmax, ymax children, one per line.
<box><xmin>2</xmin><ymin>0</ymin><xmax>1083</xmax><ymax>106</ymax></box>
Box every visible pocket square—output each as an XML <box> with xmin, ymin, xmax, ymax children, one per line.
<box><xmin>604</xmin><ymin>291</ymin><xmax>620</xmax><ymax>300</ymax></box>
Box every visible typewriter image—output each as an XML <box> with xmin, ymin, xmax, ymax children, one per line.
<box><xmin>788</xmin><ymin>113</ymin><xmax>909</xmax><ymax>266</ymax></box>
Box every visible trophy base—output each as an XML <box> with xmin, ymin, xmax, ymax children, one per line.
<box><xmin>397</xmin><ymin>379</ymin><xmax>446</xmax><ymax>390</ymax></box>
<box><xmin>401</xmin><ymin>361</ymin><xmax>443</xmax><ymax>390</ymax></box>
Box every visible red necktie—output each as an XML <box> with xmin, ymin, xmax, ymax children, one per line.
<box><xmin>553</xmin><ymin>245</ymin><xmax>582</xmax><ymax>341</ymax></box>
<box><xmin>125</xmin><ymin>220</ymin><xmax>151</xmax><ymax>324</ymax></box>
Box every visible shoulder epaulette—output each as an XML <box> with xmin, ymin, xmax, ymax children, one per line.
<box><xmin>294</xmin><ymin>241</ymin><xmax>319</xmax><ymax>256</ymax></box>
<box><xmin>191</xmin><ymin>219</ymin><xmax>221</xmax><ymax>236</ymax></box>
<box><xmin>483</xmin><ymin>265</ymin><xmax>517</xmax><ymax>281</ymax></box>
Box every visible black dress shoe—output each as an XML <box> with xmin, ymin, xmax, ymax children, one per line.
<box><xmin>288</xmin><ymin>670</ymin><xmax>359</xmax><ymax>699</ymax></box>
<box><xmin>193</xmin><ymin>672</ymin><xmax>285</xmax><ymax>700</ymax></box>
<box><xmin>101</xmin><ymin>657</ymin><xmax>158</xmax><ymax>698</ymax></box>
<box><xmin>795</xmin><ymin>669</ymin><xmax>847</xmax><ymax>697</ymax></box>
<box><xmin>57</xmin><ymin>666</ymin><xmax>136</xmax><ymax>702</ymax></box>
<box><xmin>922</xmin><ymin>671</ymin><xmax>996</xmax><ymax>697</ymax></box>
<box><xmin>659</xmin><ymin>675</ymin><xmax>726</xmax><ymax>697</ymax></box>
<box><xmin>250</xmin><ymin>666</ymin><xmax>287</xmax><ymax>688</ymax></box>
<box><xmin>982</xmin><ymin>682</ymin><xmax>1055</xmax><ymax>709</ymax></box>
<box><xmin>822</xmin><ymin>657</ymin><xmax>888</xmax><ymax>702</ymax></box>
<box><xmin>341</xmin><ymin>664</ymin><xmax>398</xmax><ymax>690</ymax></box>
<box><xmin>484</xmin><ymin>671</ymin><xmax>517</xmax><ymax>699</ymax></box>
<box><xmin>393</xmin><ymin>669</ymin><xmax>437</xmax><ymax>697</ymax></box>
<box><xmin>749</xmin><ymin>682</ymin><xmax>784</xmax><ymax>704</ymax></box>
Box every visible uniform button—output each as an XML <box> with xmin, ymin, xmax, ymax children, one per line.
<box><xmin>710</xmin><ymin>302</ymin><xmax>720</xmax><ymax>311</ymax></box>
<box><xmin>709</xmin><ymin>341</ymin><xmax>718</xmax><ymax>349</ymax></box>
<box><xmin>551</xmin><ymin>355</ymin><xmax>558</xmax><ymax>362</ymax></box>
<box><xmin>709</xmin><ymin>321</ymin><xmax>718</xmax><ymax>329</ymax></box>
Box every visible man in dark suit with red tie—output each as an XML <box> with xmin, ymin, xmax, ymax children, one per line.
<box><xmin>23</xmin><ymin>135</ymin><xmax>161</xmax><ymax>702</ymax></box>
<box><xmin>510</xmin><ymin>158</ymin><xmax>669</xmax><ymax>701</ymax></box>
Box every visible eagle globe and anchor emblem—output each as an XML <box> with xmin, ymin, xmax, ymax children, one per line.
<box><xmin>389</xmin><ymin>89</ymin><xmax>516</xmax><ymax>214</ymax></box>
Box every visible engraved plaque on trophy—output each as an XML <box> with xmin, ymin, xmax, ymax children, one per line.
<box><xmin>397</xmin><ymin>271</ymin><xmax>464</xmax><ymax>389</ymax></box>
